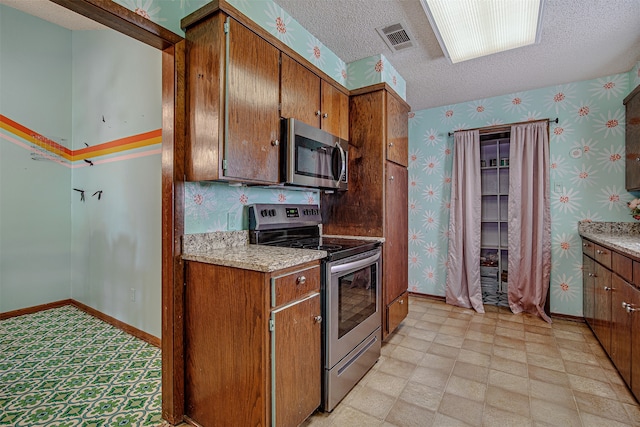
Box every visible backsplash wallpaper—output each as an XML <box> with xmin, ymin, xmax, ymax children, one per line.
<box><xmin>408</xmin><ymin>68</ymin><xmax>640</xmax><ymax>317</ymax></box>
<box><xmin>113</xmin><ymin>0</ymin><xmax>406</xmax><ymax>98</ymax></box>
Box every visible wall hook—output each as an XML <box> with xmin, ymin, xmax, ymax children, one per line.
<box><xmin>73</xmin><ymin>188</ymin><xmax>85</xmax><ymax>202</ymax></box>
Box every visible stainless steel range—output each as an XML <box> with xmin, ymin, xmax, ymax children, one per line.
<box><xmin>248</xmin><ymin>203</ymin><xmax>382</xmax><ymax>412</ymax></box>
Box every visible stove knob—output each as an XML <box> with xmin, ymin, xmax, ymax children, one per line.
<box><xmin>270</xmin><ymin>209</ymin><xmax>276</xmax><ymax>217</ymax></box>
<box><xmin>261</xmin><ymin>209</ymin><xmax>267</xmax><ymax>217</ymax></box>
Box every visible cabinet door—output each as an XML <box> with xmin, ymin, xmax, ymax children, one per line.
<box><xmin>281</xmin><ymin>54</ymin><xmax>321</xmax><ymax>130</ymax></box>
<box><xmin>625</xmin><ymin>86</ymin><xmax>640</xmax><ymax>191</ymax></box>
<box><xmin>321</xmin><ymin>80</ymin><xmax>349</xmax><ymax>140</ymax></box>
<box><xmin>384</xmin><ymin>162</ymin><xmax>408</xmax><ymax>333</ymax></box>
<box><xmin>610</xmin><ymin>275</ymin><xmax>633</xmax><ymax>386</ymax></box>
<box><xmin>225</xmin><ymin>18</ymin><xmax>280</xmax><ymax>183</ymax></box>
<box><xmin>630</xmin><ymin>284</ymin><xmax>640</xmax><ymax>399</ymax></box>
<box><xmin>593</xmin><ymin>263</ymin><xmax>612</xmax><ymax>354</ymax></box>
<box><xmin>273</xmin><ymin>293</ymin><xmax>321</xmax><ymax>426</ymax></box>
<box><xmin>583</xmin><ymin>255</ymin><xmax>595</xmax><ymax>327</ymax></box>
<box><xmin>386</xmin><ymin>93</ymin><xmax>409</xmax><ymax>167</ymax></box>
<box><xmin>388</xmin><ymin>291</ymin><xmax>409</xmax><ymax>334</ymax></box>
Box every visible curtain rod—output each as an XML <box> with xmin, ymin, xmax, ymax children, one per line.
<box><xmin>447</xmin><ymin>117</ymin><xmax>558</xmax><ymax>137</ymax></box>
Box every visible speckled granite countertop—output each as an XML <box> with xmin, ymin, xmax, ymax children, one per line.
<box><xmin>578</xmin><ymin>222</ymin><xmax>640</xmax><ymax>259</ymax></box>
<box><xmin>182</xmin><ymin>231</ymin><xmax>327</xmax><ymax>272</ymax></box>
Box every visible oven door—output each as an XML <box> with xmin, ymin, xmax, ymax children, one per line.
<box><xmin>325</xmin><ymin>248</ymin><xmax>381</xmax><ymax>369</ymax></box>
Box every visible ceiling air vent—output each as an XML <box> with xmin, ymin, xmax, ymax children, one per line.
<box><xmin>376</xmin><ymin>21</ymin><xmax>415</xmax><ymax>52</ymax></box>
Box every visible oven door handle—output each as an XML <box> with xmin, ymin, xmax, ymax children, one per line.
<box><xmin>330</xmin><ymin>252</ymin><xmax>380</xmax><ymax>274</ymax></box>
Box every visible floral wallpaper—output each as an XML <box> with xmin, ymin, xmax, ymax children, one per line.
<box><xmin>184</xmin><ymin>183</ymin><xmax>319</xmax><ymax>233</ymax></box>
<box><xmin>408</xmin><ymin>66</ymin><xmax>640</xmax><ymax>317</ymax></box>
<box><xmin>113</xmin><ymin>0</ymin><xmax>406</xmax><ymax>98</ymax></box>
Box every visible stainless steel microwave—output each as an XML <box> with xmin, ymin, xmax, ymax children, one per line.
<box><xmin>281</xmin><ymin>118</ymin><xmax>348</xmax><ymax>191</ymax></box>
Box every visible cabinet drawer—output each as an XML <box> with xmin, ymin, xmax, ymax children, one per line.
<box><xmin>582</xmin><ymin>239</ymin><xmax>595</xmax><ymax>258</ymax></box>
<box><xmin>272</xmin><ymin>265</ymin><xmax>320</xmax><ymax>307</ymax></box>
<box><xmin>387</xmin><ymin>292</ymin><xmax>409</xmax><ymax>334</ymax></box>
<box><xmin>594</xmin><ymin>244</ymin><xmax>612</xmax><ymax>269</ymax></box>
<box><xmin>613</xmin><ymin>251</ymin><xmax>633</xmax><ymax>283</ymax></box>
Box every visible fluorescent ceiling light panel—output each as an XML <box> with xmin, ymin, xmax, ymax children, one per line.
<box><xmin>420</xmin><ymin>0</ymin><xmax>544</xmax><ymax>63</ymax></box>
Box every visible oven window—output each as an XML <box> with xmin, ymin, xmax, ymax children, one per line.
<box><xmin>338</xmin><ymin>263</ymin><xmax>377</xmax><ymax>339</ymax></box>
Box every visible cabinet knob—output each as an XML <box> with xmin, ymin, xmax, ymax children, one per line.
<box><xmin>588</xmin><ymin>273</ymin><xmax>594</xmax><ymax>277</ymax></box>
<box><xmin>389</xmin><ymin>142</ymin><xmax>394</xmax><ymax>148</ymax></box>
<box><xmin>626</xmin><ymin>305</ymin><xmax>637</xmax><ymax>313</ymax></box>
<box><xmin>315</xmin><ymin>110</ymin><xmax>322</xmax><ymax>116</ymax></box>
<box><xmin>389</xmin><ymin>176</ymin><xmax>395</xmax><ymax>181</ymax></box>
<box><xmin>296</xmin><ymin>275</ymin><xmax>306</xmax><ymax>285</ymax></box>
<box><xmin>271</xmin><ymin>139</ymin><xmax>279</xmax><ymax>147</ymax></box>
<box><xmin>314</xmin><ymin>315</ymin><xmax>322</xmax><ymax>323</ymax></box>
<box><xmin>622</xmin><ymin>302</ymin><xmax>629</xmax><ymax>309</ymax></box>
<box><xmin>636</xmin><ymin>157</ymin><xmax>640</xmax><ymax>162</ymax></box>
<box><xmin>604</xmin><ymin>286</ymin><xmax>611</xmax><ymax>291</ymax></box>
<box><xmin>583</xmin><ymin>243</ymin><xmax>589</xmax><ymax>247</ymax></box>
<box><xmin>399</xmin><ymin>299</ymin><xmax>404</xmax><ymax>305</ymax></box>
<box><xmin>322</xmin><ymin>113</ymin><xmax>328</xmax><ymax>119</ymax></box>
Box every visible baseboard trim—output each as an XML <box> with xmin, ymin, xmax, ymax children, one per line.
<box><xmin>408</xmin><ymin>292</ymin><xmax>445</xmax><ymax>302</ymax></box>
<box><xmin>408</xmin><ymin>292</ymin><xmax>586</xmax><ymax>323</ymax></box>
<box><xmin>0</xmin><ymin>299</ymin><xmax>75</xmax><ymax>320</ymax></box>
<box><xmin>549</xmin><ymin>312</ymin><xmax>585</xmax><ymax>323</ymax></box>
<box><xmin>1</xmin><ymin>299</ymin><xmax>161</xmax><ymax>348</ymax></box>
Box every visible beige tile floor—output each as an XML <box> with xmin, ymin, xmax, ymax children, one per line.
<box><xmin>304</xmin><ymin>295</ymin><xmax>640</xmax><ymax>427</ymax></box>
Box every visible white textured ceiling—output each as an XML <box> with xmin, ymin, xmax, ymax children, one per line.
<box><xmin>273</xmin><ymin>0</ymin><xmax>640</xmax><ymax>112</ymax></box>
<box><xmin>0</xmin><ymin>0</ymin><xmax>106</xmax><ymax>30</ymax></box>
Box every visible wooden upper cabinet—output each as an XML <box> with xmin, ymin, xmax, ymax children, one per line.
<box><xmin>385</xmin><ymin>92</ymin><xmax>409</xmax><ymax>167</ymax></box>
<box><xmin>321</xmin><ymin>79</ymin><xmax>349</xmax><ymax>140</ymax></box>
<box><xmin>625</xmin><ymin>84</ymin><xmax>640</xmax><ymax>191</ymax></box>
<box><xmin>185</xmin><ymin>14</ymin><xmax>280</xmax><ymax>184</ymax></box>
<box><xmin>281</xmin><ymin>54</ymin><xmax>320</xmax><ymax>129</ymax></box>
<box><xmin>280</xmin><ymin>54</ymin><xmax>348</xmax><ymax>140</ymax></box>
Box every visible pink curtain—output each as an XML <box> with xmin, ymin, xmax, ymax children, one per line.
<box><xmin>446</xmin><ymin>130</ymin><xmax>484</xmax><ymax>313</ymax></box>
<box><xmin>508</xmin><ymin>121</ymin><xmax>552</xmax><ymax>322</ymax></box>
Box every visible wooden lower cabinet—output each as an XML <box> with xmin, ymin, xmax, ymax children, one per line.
<box><xmin>593</xmin><ymin>262</ymin><xmax>612</xmax><ymax>354</ymax></box>
<box><xmin>583</xmin><ymin>254</ymin><xmax>595</xmax><ymax>327</ymax></box>
<box><xmin>387</xmin><ymin>291</ymin><xmax>409</xmax><ymax>333</ymax></box>
<box><xmin>184</xmin><ymin>260</ymin><xmax>321</xmax><ymax>427</ymax></box>
<box><xmin>583</xmin><ymin>237</ymin><xmax>640</xmax><ymax>401</ymax></box>
<box><xmin>611</xmin><ymin>275</ymin><xmax>633</xmax><ymax>385</ymax></box>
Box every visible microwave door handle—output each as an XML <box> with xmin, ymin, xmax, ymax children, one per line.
<box><xmin>336</xmin><ymin>141</ymin><xmax>346</xmax><ymax>187</ymax></box>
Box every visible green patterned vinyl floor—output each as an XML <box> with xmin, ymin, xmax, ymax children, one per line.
<box><xmin>0</xmin><ymin>305</ymin><xmax>163</xmax><ymax>426</ymax></box>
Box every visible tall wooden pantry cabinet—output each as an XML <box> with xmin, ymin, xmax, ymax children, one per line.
<box><xmin>322</xmin><ymin>83</ymin><xmax>410</xmax><ymax>339</ymax></box>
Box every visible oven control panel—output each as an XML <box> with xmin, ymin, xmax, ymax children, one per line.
<box><xmin>248</xmin><ymin>203</ymin><xmax>322</xmax><ymax>230</ymax></box>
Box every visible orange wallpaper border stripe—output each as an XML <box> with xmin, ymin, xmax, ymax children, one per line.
<box><xmin>0</xmin><ymin>115</ymin><xmax>161</xmax><ymax>162</ymax></box>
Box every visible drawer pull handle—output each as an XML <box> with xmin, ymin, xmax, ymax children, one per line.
<box><xmin>314</xmin><ymin>315</ymin><xmax>322</xmax><ymax>323</ymax></box>
<box><xmin>596</xmin><ymin>249</ymin><xmax>607</xmax><ymax>255</ymax></box>
<box><xmin>296</xmin><ymin>276</ymin><xmax>306</xmax><ymax>285</ymax></box>
<box><xmin>626</xmin><ymin>305</ymin><xmax>637</xmax><ymax>313</ymax></box>
<box><xmin>604</xmin><ymin>286</ymin><xmax>611</xmax><ymax>291</ymax></box>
